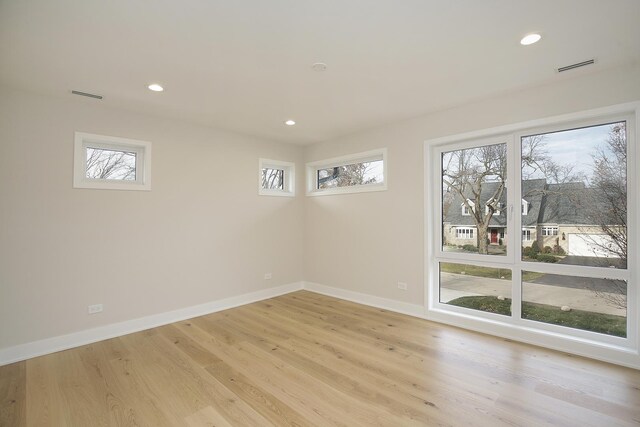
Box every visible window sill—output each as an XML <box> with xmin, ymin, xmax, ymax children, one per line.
<box><xmin>306</xmin><ymin>182</ymin><xmax>387</xmax><ymax>197</ymax></box>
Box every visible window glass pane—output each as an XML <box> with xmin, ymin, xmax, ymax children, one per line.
<box><xmin>86</xmin><ymin>147</ymin><xmax>136</xmax><ymax>180</ymax></box>
<box><xmin>317</xmin><ymin>159</ymin><xmax>383</xmax><ymax>189</ymax></box>
<box><xmin>522</xmin><ymin>271</ymin><xmax>626</xmax><ymax>337</ymax></box>
<box><xmin>521</xmin><ymin>122</ymin><xmax>627</xmax><ymax>269</ymax></box>
<box><xmin>442</xmin><ymin>143</ymin><xmax>507</xmax><ymax>256</ymax></box>
<box><xmin>440</xmin><ymin>262</ymin><xmax>511</xmax><ymax>316</ymax></box>
<box><xmin>262</xmin><ymin>168</ymin><xmax>284</xmax><ymax>190</ymax></box>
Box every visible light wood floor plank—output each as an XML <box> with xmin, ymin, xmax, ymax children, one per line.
<box><xmin>0</xmin><ymin>362</ymin><xmax>26</xmax><ymax>427</ymax></box>
<box><xmin>185</xmin><ymin>316</ymin><xmax>410</xmax><ymax>426</ymax></box>
<box><xmin>1</xmin><ymin>290</ymin><xmax>639</xmax><ymax>426</ymax></box>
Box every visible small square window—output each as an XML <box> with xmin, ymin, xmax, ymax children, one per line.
<box><xmin>259</xmin><ymin>159</ymin><xmax>295</xmax><ymax>196</ymax></box>
<box><xmin>73</xmin><ymin>132</ymin><xmax>151</xmax><ymax>190</ymax></box>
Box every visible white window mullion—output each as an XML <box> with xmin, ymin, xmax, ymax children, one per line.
<box><xmin>508</xmin><ymin>133</ymin><xmax>521</xmax><ymax>320</ymax></box>
<box><xmin>625</xmin><ymin>111</ymin><xmax>637</xmax><ymax>350</ymax></box>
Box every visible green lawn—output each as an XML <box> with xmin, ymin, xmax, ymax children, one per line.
<box><xmin>447</xmin><ymin>296</ymin><xmax>626</xmax><ymax>337</ymax></box>
<box><xmin>440</xmin><ymin>263</ymin><xmax>544</xmax><ymax>282</ymax></box>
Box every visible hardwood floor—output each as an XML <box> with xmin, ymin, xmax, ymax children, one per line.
<box><xmin>2</xmin><ymin>290</ymin><xmax>640</xmax><ymax>426</ymax></box>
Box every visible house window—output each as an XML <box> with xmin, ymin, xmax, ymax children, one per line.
<box><xmin>259</xmin><ymin>159</ymin><xmax>295</xmax><ymax>196</ymax></box>
<box><xmin>428</xmin><ymin>104</ymin><xmax>635</xmax><ymax>367</ymax></box>
<box><xmin>306</xmin><ymin>149</ymin><xmax>387</xmax><ymax>196</ymax></box>
<box><xmin>456</xmin><ymin>227</ymin><xmax>474</xmax><ymax>239</ymax></box>
<box><xmin>73</xmin><ymin>132</ymin><xmax>151</xmax><ymax>190</ymax></box>
<box><xmin>499</xmin><ymin>229</ymin><xmax>505</xmax><ymax>239</ymax></box>
<box><xmin>462</xmin><ymin>201</ymin><xmax>475</xmax><ymax>216</ymax></box>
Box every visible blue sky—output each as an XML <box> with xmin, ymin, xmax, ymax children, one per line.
<box><xmin>523</xmin><ymin>121</ymin><xmax>622</xmax><ymax>183</ymax></box>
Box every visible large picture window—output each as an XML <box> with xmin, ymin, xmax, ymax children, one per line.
<box><xmin>426</xmin><ymin>103</ymin><xmax>638</xmax><ymax>367</ymax></box>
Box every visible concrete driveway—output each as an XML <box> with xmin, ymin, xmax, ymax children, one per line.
<box><xmin>439</xmin><ymin>272</ymin><xmax>625</xmax><ymax>316</ymax></box>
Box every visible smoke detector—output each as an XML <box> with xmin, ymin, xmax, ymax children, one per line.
<box><xmin>312</xmin><ymin>62</ymin><xmax>327</xmax><ymax>72</ymax></box>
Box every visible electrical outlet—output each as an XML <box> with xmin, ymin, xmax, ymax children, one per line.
<box><xmin>88</xmin><ymin>304</ymin><xmax>103</xmax><ymax>314</ymax></box>
<box><xmin>264</xmin><ymin>273</ymin><xmax>272</xmax><ymax>280</ymax></box>
<box><xmin>397</xmin><ymin>282</ymin><xmax>408</xmax><ymax>290</ymax></box>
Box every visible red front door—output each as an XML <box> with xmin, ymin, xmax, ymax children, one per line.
<box><xmin>490</xmin><ymin>229</ymin><xmax>498</xmax><ymax>244</ymax></box>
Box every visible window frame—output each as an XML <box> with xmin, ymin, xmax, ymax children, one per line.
<box><xmin>73</xmin><ymin>132</ymin><xmax>152</xmax><ymax>191</ymax></box>
<box><xmin>258</xmin><ymin>158</ymin><xmax>295</xmax><ymax>197</ymax></box>
<box><xmin>425</xmin><ymin>101</ymin><xmax>640</xmax><ymax>369</ymax></box>
<box><xmin>305</xmin><ymin>148</ymin><xmax>387</xmax><ymax>196</ymax></box>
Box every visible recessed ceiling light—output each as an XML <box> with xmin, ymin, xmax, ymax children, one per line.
<box><xmin>285</xmin><ymin>120</ymin><xmax>296</xmax><ymax>126</ymax></box>
<box><xmin>147</xmin><ymin>83</ymin><xmax>164</xmax><ymax>92</ymax></box>
<box><xmin>520</xmin><ymin>33</ymin><xmax>541</xmax><ymax>46</ymax></box>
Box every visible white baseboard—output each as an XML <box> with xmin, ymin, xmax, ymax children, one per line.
<box><xmin>0</xmin><ymin>282</ymin><xmax>304</xmax><ymax>366</ymax></box>
<box><xmin>6</xmin><ymin>279</ymin><xmax>635</xmax><ymax>370</ymax></box>
<box><xmin>302</xmin><ymin>281</ymin><xmax>425</xmax><ymax>317</ymax></box>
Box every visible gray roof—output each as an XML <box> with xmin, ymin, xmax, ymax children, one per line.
<box><xmin>443</xmin><ymin>179</ymin><xmax>603</xmax><ymax>226</ymax></box>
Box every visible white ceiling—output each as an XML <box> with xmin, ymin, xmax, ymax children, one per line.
<box><xmin>1</xmin><ymin>0</ymin><xmax>639</xmax><ymax>145</ymax></box>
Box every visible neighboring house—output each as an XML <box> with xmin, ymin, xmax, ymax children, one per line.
<box><xmin>443</xmin><ymin>179</ymin><xmax>620</xmax><ymax>257</ymax></box>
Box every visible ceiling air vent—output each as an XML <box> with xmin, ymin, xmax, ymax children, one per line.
<box><xmin>71</xmin><ymin>90</ymin><xmax>103</xmax><ymax>100</ymax></box>
<box><xmin>557</xmin><ymin>59</ymin><xmax>595</xmax><ymax>73</ymax></box>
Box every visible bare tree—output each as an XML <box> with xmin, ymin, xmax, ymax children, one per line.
<box><xmin>442</xmin><ymin>143</ymin><xmax>506</xmax><ymax>254</ymax></box>
<box><xmin>521</xmin><ymin>134</ymin><xmax>549</xmax><ymax>180</ymax></box>
<box><xmin>586</xmin><ymin>123</ymin><xmax>627</xmax><ymax>262</ymax></box>
<box><xmin>262</xmin><ymin>168</ymin><xmax>284</xmax><ymax>189</ymax></box>
<box><xmin>522</xmin><ymin>134</ymin><xmax>585</xmax><ymax>188</ymax></box>
<box><xmin>318</xmin><ymin>162</ymin><xmax>380</xmax><ymax>188</ymax></box>
<box><xmin>86</xmin><ymin>148</ymin><xmax>136</xmax><ymax>180</ymax></box>
<box><xmin>581</xmin><ymin>123</ymin><xmax>627</xmax><ymax>308</ymax></box>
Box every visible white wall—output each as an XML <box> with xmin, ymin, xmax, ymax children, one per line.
<box><xmin>0</xmin><ymin>86</ymin><xmax>304</xmax><ymax>351</ymax></box>
<box><xmin>303</xmin><ymin>62</ymin><xmax>640</xmax><ymax>305</ymax></box>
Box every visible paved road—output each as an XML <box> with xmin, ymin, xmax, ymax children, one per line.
<box><xmin>528</xmin><ymin>273</ymin><xmax>625</xmax><ymax>294</ymax></box>
<box><xmin>528</xmin><ymin>256</ymin><xmax>626</xmax><ymax>295</ymax></box>
<box><xmin>439</xmin><ymin>272</ymin><xmax>625</xmax><ymax>316</ymax></box>
<box><xmin>559</xmin><ymin>255</ymin><xmax>626</xmax><ymax>268</ymax></box>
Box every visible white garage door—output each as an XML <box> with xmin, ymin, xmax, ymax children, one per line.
<box><xmin>567</xmin><ymin>234</ymin><xmax>619</xmax><ymax>257</ymax></box>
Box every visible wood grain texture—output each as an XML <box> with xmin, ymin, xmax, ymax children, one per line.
<box><xmin>2</xmin><ymin>290</ymin><xmax>640</xmax><ymax>426</ymax></box>
<box><xmin>0</xmin><ymin>362</ymin><xmax>26</xmax><ymax>427</ymax></box>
